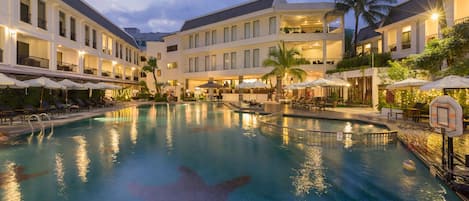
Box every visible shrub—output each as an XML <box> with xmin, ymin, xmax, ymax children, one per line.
<box><xmin>336</xmin><ymin>52</ymin><xmax>391</xmax><ymax>70</ymax></box>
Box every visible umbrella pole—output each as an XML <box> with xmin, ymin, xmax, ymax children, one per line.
<box><xmin>65</xmin><ymin>90</ymin><xmax>68</xmax><ymax>105</ymax></box>
<box><xmin>40</xmin><ymin>87</ymin><xmax>44</xmax><ymax>109</ymax></box>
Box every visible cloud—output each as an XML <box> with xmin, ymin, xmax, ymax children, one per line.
<box><xmin>147</xmin><ymin>18</ymin><xmax>182</xmax><ymax>32</ymax></box>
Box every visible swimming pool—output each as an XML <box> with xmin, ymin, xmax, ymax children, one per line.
<box><xmin>0</xmin><ymin>103</ymin><xmax>460</xmax><ymax>201</ymax></box>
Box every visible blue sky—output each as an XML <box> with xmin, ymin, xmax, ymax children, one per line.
<box><xmin>83</xmin><ymin>0</ymin><xmax>403</xmax><ymax>33</ymax></box>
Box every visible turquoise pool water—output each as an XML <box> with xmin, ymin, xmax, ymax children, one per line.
<box><xmin>0</xmin><ymin>103</ymin><xmax>459</xmax><ymax>201</ymax></box>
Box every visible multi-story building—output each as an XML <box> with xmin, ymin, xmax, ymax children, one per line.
<box><xmin>357</xmin><ymin>0</ymin><xmax>469</xmax><ymax>59</ymax></box>
<box><xmin>143</xmin><ymin>0</ymin><xmax>345</xmax><ymax>99</ymax></box>
<box><xmin>0</xmin><ymin>0</ymin><xmax>143</xmax><ymax>84</ymax></box>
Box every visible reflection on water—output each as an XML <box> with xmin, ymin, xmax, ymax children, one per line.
<box><xmin>1</xmin><ymin>162</ymin><xmax>22</xmax><ymax>201</ymax></box>
<box><xmin>130</xmin><ymin>107</ymin><xmax>139</xmax><ymax>145</ymax></box>
<box><xmin>291</xmin><ymin>146</ymin><xmax>328</xmax><ymax>196</ymax></box>
<box><xmin>109</xmin><ymin>128</ymin><xmax>120</xmax><ymax>162</ymax></box>
<box><xmin>72</xmin><ymin>136</ymin><xmax>90</xmax><ymax>183</ymax></box>
<box><xmin>166</xmin><ymin>105</ymin><xmax>174</xmax><ymax>153</ymax></box>
<box><xmin>55</xmin><ymin>154</ymin><xmax>66</xmax><ymax>197</ymax></box>
<box><xmin>282</xmin><ymin>119</ymin><xmax>289</xmax><ymax>145</ymax></box>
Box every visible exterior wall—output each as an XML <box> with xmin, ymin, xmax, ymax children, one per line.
<box><xmin>0</xmin><ymin>0</ymin><xmax>142</xmax><ymax>84</ymax></box>
<box><xmin>150</xmin><ymin>1</ymin><xmax>344</xmax><ymax>93</ymax></box>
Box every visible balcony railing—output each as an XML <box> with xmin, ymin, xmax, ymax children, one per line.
<box><xmin>304</xmin><ymin>58</ymin><xmax>339</xmax><ymax>65</ymax></box>
<box><xmin>280</xmin><ymin>27</ymin><xmax>323</xmax><ymax>34</ymax></box>
<box><xmin>133</xmin><ymin>76</ymin><xmax>139</xmax><ymax>81</ymax></box>
<box><xmin>38</xmin><ymin>18</ymin><xmax>47</xmax><ymax>30</ymax></box>
<box><xmin>18</xmin><ymin>56</ymin><xmax>49</xmax><ymax>68</ymax></box>
<box><xmin>455</xmin><ymin>17</ymin><xmax>469</xmax><ymax>25</ymax></box>
<box><xmin>115</xmin><ymin>75</ymin><xmax>122</xmax><ymax>79</ymax></box>
<box><xmin>389</xmin><ymin>44</ymin><xmax>397</xmax><ymax>52</ymax></box>
<box><xmin>85</xmin><ymin>39</ymin><xmax>90</xmax><ymax>46</ymax></box>
<box><xmin>59</xmin><ymin>28</ymin><xmax>66</xmax><ymax>37</ymax></box>
<box><xmin>125</xmin><ymin>76</ymin><xmax>131</xmax><ymax>80</ymax></box>
<box><xmin>84</xmin><ymin>67</ymin><xmax>97</xmax><ymax>75</ymax></box>
<box><xmin>102</xmin><ymin>71</ymin><xmax>111</xmax><ymax>77</ymax></box>
<box><xmin>92</xmin><ymin>42</ymin><xmax>97</xmax><ymax>49</ymax></box>
<box><xmin>402</xmin><ymin>42</ymin><xmax>411</xmax><ymax>50</ymax></box>
<box><xmin>57</xmin><ymin>61</ymin><xmax>77</xmax><ymax>72</ymax></box>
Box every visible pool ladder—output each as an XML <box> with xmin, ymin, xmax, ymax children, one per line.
<box><xmin>27</xmin><ymin>113</ymin><xmax>54</xmax><ymax>139</ymax></box>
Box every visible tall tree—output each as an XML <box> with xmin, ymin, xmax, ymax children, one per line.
<box><xmin>262</xmin><ymin>41</ymin><xmax>309</xmax><ymax>101</ymax></box>
<box><xmin>332</xmin><ymin>0</ymin><xmax>395</xmax><ymax>56</ymax></box>
<box><xmin>142</xmin><ymin>57</ymin><xmax>161</xmax><ymax>94</ymax></box>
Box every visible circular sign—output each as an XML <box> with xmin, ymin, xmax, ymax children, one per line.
<box><xmin>429</xmin><ymin>95</ymin><xmax>464</xmax><ymax>137</ymax></box>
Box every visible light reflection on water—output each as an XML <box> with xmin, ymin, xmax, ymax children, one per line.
<box><xmin>291</xmin><ymin>146</ymin><xmax>328</xmax><ymax>196</ymax></box>
<box><xmin>1</xmin><ymin>162</ymin><xmax>22</xmax><ymax>201</ymax></box>
<box><xmin>72</xmin><ymin>136</ymin><xmax>90</xmax><ymax>183</ymax></box>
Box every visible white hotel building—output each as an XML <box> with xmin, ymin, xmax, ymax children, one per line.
<box><xmin>0</xmin><ymin>0</ymin><xmax>143</xmax><ymax>85</ymax></box>
<box><xmin>144</xmin><ymin>0</ymin><xmax>345</xmax><ymax>100</ymax></box>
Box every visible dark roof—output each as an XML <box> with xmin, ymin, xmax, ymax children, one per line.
<box><xmin>181</xmin><ymin>0</ymin><xmax>274</xmax><ymax>31</ymax></box>
<box><xmin>382</xmin><ymin>0</ymin><xmax>437</xmax><ymax>27</ymax></box>
<box><xmin>125</xmin><ymin>30</ymin><xmax>172</xmax><ymax>42</ymax></box>
<box><xmin>62</xmin><ymin>0</ymin><xmax>138</xmax><ymax>48</ymax></box>
<box><xmin>357</xmin><ymin>25</ymin><xmax>381</xmax><ymax>42</ymax></box>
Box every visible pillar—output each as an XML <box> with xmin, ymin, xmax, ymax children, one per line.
<box><xmin>238</xmin><ymin>75</ymin><xmax>244</xmax><ymax>102</ymax></box>
<box><xmin>97</xmin><ymin>58</ymin><xmax>102</xmax><ymax>76</ymax></box>
<box><xmin>31</xmin><ymin>0</ymin><xmax>38</xmax><ymax>27</ymax></box>
<box><xmin>78</xmin><ymin>52</ymin><xmax>84</xmax><ymax>74</ymax></box>
<box><xmin>111</xmin><ymin>62</ymin><xmax>116</xmax><ymax>78</ymax></box>
<box><xmin>322</xmin><ymin>39</ymin><xmax>327</xmax><ymax>74</ymax></box>
<box><xmin>49</xmin><ymin>42</ymin><xmax>57</xmax><ymax>70</ymax></box>
<box><xmin>372</xmin><ymin>68</ymin><xmax>379</xmax><ymax>111</ymax></box>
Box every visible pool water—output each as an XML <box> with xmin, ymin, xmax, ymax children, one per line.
<box><xmin>278</xmin><ymin>116</ymin><xmax>390</xmax><ymax>133</ymax></box>
<box><xmin>0</xmin><ymin>103</ymin><xmax>460</xmax><ymax>201</ymax></box>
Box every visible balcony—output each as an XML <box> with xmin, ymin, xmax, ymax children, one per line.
<box><xmin>455</xmin><ymin>17</ymin><xmax>469</xmax><ymax>25</ymax></box>
<box><xmin>115</xmin><ymin>75</ymin><xmax>122</xmax><ymax>79</ymax></box>
<box><xmin>84</xmin><ymin>67</ymin><xmax>97</xmax><ymax>75</ymax></box>
<box><xmin>125</xmin><ymin>76</ymin><xmax>131</xmax><ymax>80</ymax></box>
<box><xmin>38</xmin><ymin>18</ymin><xmax>47</xmax><ymax>30</ymax></box>
<box><xmin>102</xmin><ymin>71</ymin><xmax>111</xmax><ymax>77</ymax></box>
<box><xmin>57</xmin><ymin>61</ymin><xmax>77</xmax><ymax>72</ymax></box>
<box><xmin>133</xmin><ymin>76</ymin><xmax>139</xmax><ymax>81</ymax></box>
<box><xmin>18</xmin><ymin>56</ymin><xmax>49</xmax><ymax>68</ymax></box>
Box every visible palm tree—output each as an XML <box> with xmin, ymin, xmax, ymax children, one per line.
<box><xmin>331</xmin><ymin>0</ymin><xmax>395</xmax><ymax>56</ymax></box>
<box><xmin>262</xmin><ymin>41</ymin><xmax>309</xmax><ymax>101</ymax></box>
<box><xmin>142</xmin><ymin>57</ymin><xmax>161</xmax><ymax>94</ymax></box>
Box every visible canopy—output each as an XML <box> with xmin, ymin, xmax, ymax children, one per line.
<box><xmin>0</xmin><ymin>73</ymin><xmax>29</xmax><ymax>88</ymax></box>
<box><xmin>327</xmin><ymin>77</ymin><xmax>351</xmax><ymax>87</ymax></box>
<box><xmin>386</xmin><ymin>78</ymin><xmax>429</xmax><ymax>90</ymax></box>
<box><xmin>305</xmin><ymin>78</ymin><xmax>336</xmax><ymax>87</ymax></box>
<box><xmin>97</xmin><ymin>82</ymin><xmax>122</xmax><ymax>90</ymax></box>
<box><xmin>58</xmin><ymin>79</ymin><xmax>86</xmax><ymax>90</ymax></box>
<box><xmin>420</xmin><ymin>75</ymin><xmax>469</xmax><ymax>91</ymax></box>
<box><xmin>198</xmin><ymin>81</ymin><xmax>223</xmax><ymax>89</ymax></box>
<box><xmin>83</xmin><ymin>82</ymin><xmax>105</xmax><ymax>90</ymax></box>
<box><xmin>24</xmin><ymin>77</ymin><xmax>64</xmax><ymax>89</ymax></box>
<box><xmin>238</xmin><ymin>81</ymin><xmax>268</xmax><ymax>89</ymax></box>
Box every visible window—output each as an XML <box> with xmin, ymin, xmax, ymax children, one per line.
<box><xmin>244</xmin><ymin>50</ymin><xmax>251</xmax><ymax>68</ymax></box>
<box><xmin>253</xmin><ymin>20</ymin><xmax>260</xmax><ymax>37</ymax></box>
<box><xmin>194</xmin><ymin>33</ymin><xmax>199</xmax><ymax>48</ymax></box>
<box><xmin>253</xmin><ymin>49</ymin><xmax>260</xmax><ymax>67</ymax></box>
<box><xmin>194</xmin><ymin>57</ymin><xmax>199</xmax><ymax>72</ymax></box>
<box><xmin>244</xmin><ymin>22</ymin><xmax>251</xmax><ymax>39</ymax></box>
<box><xmin>119</xmin><ymin>44</ymin><xmax>123</xmax><ymax>58</ymax></box>
<box><xmin>269</xmin><ymin>17</ymin><xmax>277</xmax><ymax>34</ymax></box>
<box><xmin>224</xmin><ymin>27</ymin><xmax>229</xmax><ymax>43</ymax></box>
<box><xmin>125</xmin><ymin>47</ymin><xmax>128</xmax><ymax>61</ymax></box>
<box><xmin>231</xmin><ymin>25</ymin><xmax>237</xmax><ymax>41</ymax></box>
<box><xmin>38</xmin><ymin>0</ymin><xmax>46</xmax><ymax>30</ymax></box>
<box><xmin>268</xmin><ymin>46</ymin><xmax>276</xmax><ymax>54</ymax></box>
<box><xmin>223</xmin><ymin>53</ymin><xmax>229</xmax><ymax>69</ymax></box>
<box><xmin>92</xmin><ymin>29</ymin><xmax>97</xmax><ymax>49</ymax></box>
<box><xmin>59</xmin><ymin>11</ymin><xmax>66</xmax><ymax>37</ymax></box>
<box><xmin>70</xmin><ymin>17</ymin><xmax>76</xmax><ymax>41</ymax></box>
<box><xmin>211</xmin><ymin>30</ymin><xmax>217</xmax><ymax>44</ymax></box>
<box><xmin>84</xmin><ymin>25</ymin><xmax>90</xmax><ymax>46</ymax></box>
<box><xmin>102</xmin><ymin>34</ymin><xmax>108</xmax><ymax>53</ymax></box>
<box><xmin>205</xmin><ymin>56</ymin><xmax>210</xmax><ymax>71</ymax></box>
<box><xmin>189</xmin><ymin>35</ymin><xmax>193</xmax><ymax>48</ymax></box>
<box><xmin>205</xmin><ymin>31</ymin><xmax>210</xmax><ymax>46</ymax></box>
<box><xmin>20</xmin><ymin>1</ymin><xmax>31</xmax><ymax>23</ymax></box>
<box><xmin>189</xmin><ymin>58</ymin><xmax>194</xmax><ymax>72</ymax></box>
<box><xmin>115</xmin><ymin>42</ymin><xmax>119</xmax><ymax>57</ymax></box>
<box><xmin>211</xmin><ymin>55</ymin><xmax>216</xmax><ymax>71</ymax></box>
<box><xmin>230</xmin><ymin>52</ymin><xmax>237</xmax><ymax>69</ymax></box>
<box><xmin>402</xmin><ymin>26</ymin><xmax>411</xmax><ymax>49</ymax></box>
<box><xmin>167</xmin><ymin>45</ymin><xmax>178</xmax><ymax>52</ymax></box>
<box><xmin>167</xmin><ymin>62</ymin><xmax>177</xmax><ymax>69</ymax></box>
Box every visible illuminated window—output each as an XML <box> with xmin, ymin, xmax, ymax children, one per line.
<box><xmin>167</xmin><ymin>62</ymin><xmax>177</xmax><ymax>69</ymax></box>
<box><xmin>402</xmin><ymin>26</ymin><xmax>411</xmax><ymax>49</ymax></box>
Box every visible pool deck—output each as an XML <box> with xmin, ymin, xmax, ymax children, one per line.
<box><xmin>0</xmin><ymin>101</ymin><xmax>154</xmax><ymax>140</ymax></box>
<box><xmin>228</xmin><ymin>102</ymin><xmax>469</xmax><ymax>200</ymax></box>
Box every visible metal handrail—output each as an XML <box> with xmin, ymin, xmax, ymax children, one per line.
<box><xmin>27</xmin><ymin>114</ymin><xmax>44</xmax><ymax>136</ymax></box>
<box><xmin>39</xmin><ymin>113</ymin><xmax>53</xmax><ymax>139</ymax></box>
<box><xmin>19</xmin><ymin>56</ymin><xmax>49</xmax><ymax>68</ymax></box>
<box><xmin>455</xmin><ymin>17</ymin><xmax>469</xmax><ymax>25</ymax></box>
<box><xmin>57</xmin><ymin>61</ymin><xmax>78</xmax><ymax>72</ymax></box>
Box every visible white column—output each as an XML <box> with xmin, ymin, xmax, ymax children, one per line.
<box><xmin>6</xmin><ymin>30</ymin><xmax>17</xmax><ymax>66</ymax></box>
<box><xmin>49</xmin><ymin>42</ymin><xmax>57</xmax><ymax>70</ymax></box>
<box><xmin>31</xmin><ymin>0</ymin><xmax>38</xmax><ymax>27</ymax></box>
<box><xmin>323</xmin><ymin>15</ymin><xmax>327</xmax><ymax>33</ymax></box>
<box><xmin>372</xmin><ymin>68</ymin><xmax>379</xmax><ymax>111</ymax></box>
<box><xmin>122</xmin><ymin>66</ymin><xmax>126</xmax><ymax>80</ymax></box>
<box><xmin>322</xmin><ymin>39</ymin><xmax>327</xmax><ymax>73</ymax></box>
<box><xmin>47</xmin><ymin>3</ymin><xmax>56</xmax><ymax>36</ymax></box>
<box><xmin>111</xmin><ymin>63</ymin><xmax>116</xmax><ymax>78</ymax></box>
<box><xmin>97</xmin><ymin>58</ymin><xmax>102</xmax><ymax>76</ymax></box>
<box><xmin>396</xmin><ymin>27</ymin><xmax>402</xmax><ymax>52</ymax></box>
<box><xmin>78</xmin><ymin>53</ymin><xmax>84</xmax><ymax>74</ymax></box>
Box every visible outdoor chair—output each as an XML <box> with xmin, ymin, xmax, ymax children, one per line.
<box><xmin>0</xmin><ymin>105</ymin><xmax>17</xmax><ymax>125</ymax></box>
<box><xmin>54</xmin><ymin>100</ymin><xmax>68</xmax><ymax>114</ymax></box>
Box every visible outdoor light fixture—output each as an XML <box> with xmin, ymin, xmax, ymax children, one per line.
<box><xmin>78</xmin><ymin>50</ymin><xmax>86</xmax><ymax>56</ymax></box>
<box><xmin>431</xmin><ymin>12</ymin><xmax>440</xmax><ymax>21</ymax></box>
<box><xmin>112</xmin><ymin>61</ymin><xmax>117</xmax><ymax>65</ymax></box>
<box><xmin>131</xmin><ymin>67</ymin><xmax>136</xmax><ymax>71</ymax></box>
<box><xmin>9</xmin><ymin>29</ymin><xmax>16</xmax><ymax>36</ymax></box>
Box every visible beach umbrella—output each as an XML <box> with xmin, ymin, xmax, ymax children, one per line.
<box><xmin>58</xmin><ymin>79</ymin><xmax>86</xmax><ymax>104</ymax></box>
<box><xmin>420</xmin><ymin>75</ymin><xmax>469</xmax><ymax>91</ymax></box>
<box><xmin>97</xmin><ymin>82</ymin><xmax>122</xmax><ymax>90</ymax></box>
<box><xmin>24</xmin><ymin>77</ymin><xmax>64</xmax><ymax>108</ymax></box>
<box><xmin>83</xmin><ymin>82</ymin><xmax>105</xmax><ymax>97</ymax></box>
<box><xmin>198</xmin><ymin>81</ymin><xmax>223</xmax><ymax>89</ymax></box>
<box><xmin>386</xmin><ymin>78</ymin><xmax>429</xmax><ymax>90</ymax></box>
<box><xmin>0</xmin><ymin>73</ymin><xmax>29</xmax><ymax>89</ymax></box>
